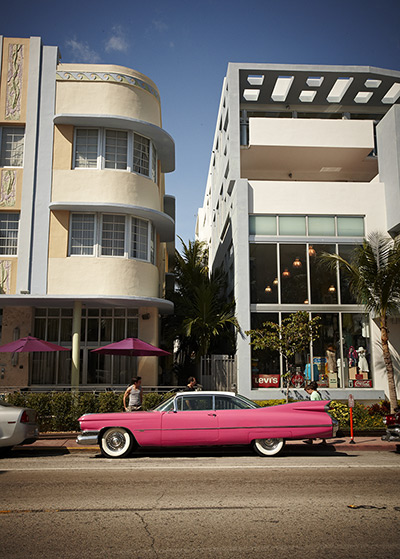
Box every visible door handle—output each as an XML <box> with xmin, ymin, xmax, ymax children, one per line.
<box><xmin>208</xmin><ymin>413</ymin><xmax>217</xmax><ymax>417</ymax></box>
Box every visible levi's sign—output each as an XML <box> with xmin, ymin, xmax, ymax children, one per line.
<box><xmin>252</xmin><ymin>374</ymin><xmax>280</xmax><ymax>388</ymax></box>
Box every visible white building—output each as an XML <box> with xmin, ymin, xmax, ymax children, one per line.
<box><xmin>197</xmin><ymin>63</ymin><xmax>400</xmax><ymax>402</ymax></box>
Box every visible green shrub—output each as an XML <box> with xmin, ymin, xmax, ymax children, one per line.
<box><xmin>98</xmin><ymin>391</ymin><xmax>124</xmax><ymax>413</ymax></box>
<box><xmin>329</xmin><ymin>400</ymin><xmax>385</xmax><ymax>430</ymax></box>
<box><xmin>143</xmin><ymin>392</ymin><xmax>174</xmax><ymax>410</ymax></box>
<box><xmin>25</xmin><ymin>393</ymin><xmax>53</xmax><ymax>431</ymax></box>
<box><xmin>51</xmin><ymin>392</ymin><xmax>80</xmax><ymax>431</ymax></box>
<box><xmin>255</xmin><ymin>399</ymin><xmax>291</xmax><ymax>407</ymax></box>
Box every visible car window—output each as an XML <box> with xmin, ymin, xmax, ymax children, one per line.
<box><xmin>153</xmin><ymin>396</ymin><xmax>175</xmax><ymax>412</ymax></box>
<box><xmin>177</xmin><ymin>395</ymin><xmax>213</xmax><ymax>411</ymax></box>
<box><xmin>215</xmin><ymin>395</ymin><xmax>254</xmax><ymax>410</ymax></box>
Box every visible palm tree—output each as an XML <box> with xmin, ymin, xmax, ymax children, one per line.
<box><xmin>164</xmin><ymin>239</ymin><xmax>238</xmax><ymax>380</ymax></box>
<box><xmin>321</xmin><ymin>232</ymin><xmax>400</xmax><ymax>412</ymax></box>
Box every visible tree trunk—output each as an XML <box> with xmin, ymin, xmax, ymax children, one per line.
<box><xmin>285</xmin><ymin>356</ymin><xmax>290</xmax><ymax>404</ymax></box>
<box><xmin>380</xmin><ymin>314</ymin><xmax>399</xmax><ymax>413</ymax></box>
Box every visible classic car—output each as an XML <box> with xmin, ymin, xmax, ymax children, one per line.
<box><xmin>0</xmin><ymin>400</ymin><xmax>39</xmax><ymax>454</ymax></box>
<box><xmin>77</xmin><ymin>391</ymin><xmax>339</xmax><ymax>458</ymax></box>
<box><xmin>381</xmin><ymin>408</ymin><xmax>400</xmax><ymax>442</ymax></box>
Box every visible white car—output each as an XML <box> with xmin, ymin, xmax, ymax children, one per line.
<box><xmin>0</xmin><ymin>400</ymin><xmax>39</xmax><ymax>454</ymax></box>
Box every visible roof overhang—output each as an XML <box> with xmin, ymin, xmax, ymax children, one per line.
<box><xmin>54</xmin><ymin>114</ymin><xmax>175</xmax><ymax>173</ymax></box>
<box><xmin>49</xmin><ymin>202</ymin><xmax>175</xmax><ymax>242</ymax></box>
<box><xmin>0</xmin><ymin>295</ymin><xmax>174</xmax><ymax>313</ymax></box>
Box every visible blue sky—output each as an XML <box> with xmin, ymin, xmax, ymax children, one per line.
<box><xmin>2</xmin><ymin>0</ymin><xmax>400</xmax><ymax>244</ymax></box>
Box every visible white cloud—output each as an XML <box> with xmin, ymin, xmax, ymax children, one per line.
<box><xmin>105</xmin><ymin>26</ymin><xmax>129</xmax><ymax>53</ymax></box>
<box><xmin>65</xmin><ymin>38</ymin><xmax>101</xmax><ymax>63</ymax></box>
<box><xmin>152</xmin><ymin>19</ymin><xmax>168</xmax><ymax>32</ymax></box>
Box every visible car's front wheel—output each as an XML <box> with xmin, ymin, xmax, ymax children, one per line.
<box><xmin>253</xmin><ymin>438</ymin><xmax>285</xmax><ymax>457</ymax></box>
<box><xmin>100</xmin><ymin>427</ymin><xmax>135</xmax><ymax>458</ymax></box>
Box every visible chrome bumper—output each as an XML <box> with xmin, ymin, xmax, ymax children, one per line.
<box><xmin>76</xmin><ymin>431</ymin><xmax>100</xmax><ymax>445</ymax></box>
<box><xmin>381</xmin><ymin>427</ymin><xmax>400</xmax><ymax>442</ymax></box>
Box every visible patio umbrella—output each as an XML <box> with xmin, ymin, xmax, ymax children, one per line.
<box><xmin>0</xmin><ymin>336</ymin><xmax>70</xmax><ymax>353</ymax></box>
<box><xmin>91</xmin><ymin>337</ymin><xmax>170</xmax><ymax>357</ymax></box>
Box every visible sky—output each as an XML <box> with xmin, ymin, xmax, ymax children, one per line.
<box><xmin>2</xmin><ymin>0</ymin><xmax>400</xmax><ymax>245</ymax></box>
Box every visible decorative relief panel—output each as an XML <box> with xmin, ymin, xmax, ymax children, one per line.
<box><xmin>56</xmin><ymin>71</ymin><xmax>160</xmax><ymax>102</ymax></box>
<box><xmin>0</xmin><ymin>170</ymin><xmax>17</xmax><ymax>207</ymax></box>
<box><xmin>5</xmin><ymin>44</ymin><xmax>24</xmax><ymax>121</ymax></box>
<box><xmin>0</xmin><ymin>260</ymin><xmax>12</xmax><ymax>294</ymax></box>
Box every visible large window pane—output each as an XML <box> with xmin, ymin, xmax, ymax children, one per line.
<box><xmin>133</xmin><ymin>133</ymin><xmax>150</xmax><ymax>176</ymax></box>
<box><xmin>250</xmin><ymin>313</ymin><xmax>280</xmax><ymax>388</ymax></box>
<box><xmin>341</xmin><ymin>313</ymin><xmax>371</xmax><ymax>388</ymax></box>
<box><xmin>310</xmin><ymin>244</ymin><xmax>337</xmax><ymax>304</ymax></box>
<box><xmin>338</xmin><ymin>245</ymin><xmax>358</xmax><ymax>304</ymax></box>
<box><xmin>74</xmin><ymin>129</ymin><xmax>98</xmax><ymax>168</ymax></box>
<box><xmin>280</xmin><ymin>244</ymin><xmax>307</xmax><ymax>304</ymax></box>
<box><xmin>282</xmin><ymin>312</ymin><xmax>309</xmax><ymax>386</ymax></box>
<box><xmin>249</xmin><ymin>216</ymin><xmax>277</xmax><ymax>235</ymax></box>
<box><xmin>87</xmin><ymin>352</ymin><xmax>111</xmax><ymax>384</ymax></box>
<box><xmin>337</xmin><ymin>217</ymin><xmax>364</xmax><ymax>236</ymax></box>
<box><xmin>0</xmin><ymin>127</ymin><xmax>25</xmax><ymax>167</ymax></box>
<box><xmin>70</xmin><ymin>214</ymin><xmax>95</xmax><ymax>255</ymax></box>
<box><xmin>308</xmin><ymin>216</ymin><xmax>335</xmax><ymax>236</ymax></box>
<box><xmin>0</xmin><ymin>213</ymin><xmax>19</xmax><ymax>255</ymax></box>
<box><xmin>101</xmin><ymin>215</ymin><xmax>125</xmax><ymax>256</ymax></box>
<box><xmin>105</xmin><ymin>129</ymin><xmax>127</xmax><ymax>170</ymax></box>
<box><xmin>250</xmin><ymin>244</ymin><xmax>278</xmax><ymax>303</ymax></box>
<box><xmin>131</xmin><ymin>217</ymin><xmax>148</xmax><ymax>260</ymax></box>
<box><xmin>311</xmin><ymin>313</ymin><xmax>340</xmax><ymax>388</ymax></box>
<box><xmin>279</xmin><ymin>216</ymin><xmax>306</xmax><ymax>235</ymax></box>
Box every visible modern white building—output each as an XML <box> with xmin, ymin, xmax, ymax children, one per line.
<box><xmin>197</xmin><ymin>63</ymin><xmax>400</xmax><ymax>402</ymax></box>
<box><xmin>0</xmin><ymin>36</ymin><xmax>175</xmax><ymax>391</ymax></box>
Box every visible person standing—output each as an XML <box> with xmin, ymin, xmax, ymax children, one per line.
<box><xmin>123</xmin><ymin>376</ymin><xmax>143</xmax><ymax>411</ymax></box>
<box><xmin>186</xmin><ymin>377</ymin><xmax>198</xmax><ymax>390</ymax></box>
<box><xmin>304</xmin><ymin>381</ymin><xmax>327</xmax><ymax>445</ymax></box>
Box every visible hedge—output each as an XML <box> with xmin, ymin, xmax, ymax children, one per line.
<box><xmin>2</xmin><ymin>392</ymin><xmax>394</xmax><ymax>432</ymax></box>
<box><xmin>3</xmin><ymin>391</ymin><xmax>174</xmax><ymax>432</ymax></box>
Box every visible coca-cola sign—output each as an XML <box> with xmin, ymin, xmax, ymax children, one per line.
<box><xmin>252</xmin><ymin>374</ymin><xmax>280</xmax><ymax>388</ymax></box>
<box><xmin>349</xmin><ymin>379</ymin><xmax>373</xmax><ymax>388</ymax></box>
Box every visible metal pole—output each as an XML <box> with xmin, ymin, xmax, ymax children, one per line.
<box><xmin>71</xmin><ymin>301</ymin><xmax>82</xmax><ymax>393</ymax></box>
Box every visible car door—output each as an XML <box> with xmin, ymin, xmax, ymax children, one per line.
<box><xmin>161</xmin><ymin>394</ymin><xmax>218</xmax><ymax>446</ymax></box>
<box><xmin>214</xmin><ymin>394</ymin><xmax>257</xmax><ymax>445</ymax></box>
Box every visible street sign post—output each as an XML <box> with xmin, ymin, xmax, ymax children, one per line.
<box><xmin>348</xmin><ymin>394</ymin><xmax>355</xmax><ymax>444</ymax></box>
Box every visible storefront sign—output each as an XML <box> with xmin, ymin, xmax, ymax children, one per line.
<box><xmin>290</xmin><ymin>373</ymin><xmax>305</xmax><ymax>388</ymax></box>
<box><xmin>349</xmin><ymin>379</ymin><xmax>373</xmax><ymax>388</ymax></box>
<box><xmin>252</xmin><ymin>374</ymin><xmax>280</xmax><ymax>388</ymax></box>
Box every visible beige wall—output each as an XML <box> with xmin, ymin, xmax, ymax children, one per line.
<box><xmin>0</xmin><ymin>306</ymin><xmax>33</xmax><ymax>388</ymax></box>
<box><xmin>56</xmin><ymin>64</ymin><xmax>162</xmax><ymax>127</ymax></box>
<box><xmin>48</xmin><ymin>257</ymin><xmax>160</xmax><ymax>298</ymax></box>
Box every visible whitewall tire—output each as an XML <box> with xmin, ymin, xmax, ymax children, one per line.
<box><xmin>253</xmin><ymin>438</ymin><xmax>285</xmax><ymax>457</ymax></box>
<box><xmin>100</xmin><ymin>427</ymin><xmax>135</xmax><ymax>458</ymax></box>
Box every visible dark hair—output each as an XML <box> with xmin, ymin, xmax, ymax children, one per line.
<box><xmin>131</xmin><ymin>376</ymin><xmax>142</xmax><ymax>384</ymax></box>
<box><xmin>305</xmin><ymin>381</ymin><xmax>318</xmax><ymax>391</ymax></box>
<box><xmin>187</xmin><ymin>376</ymin><xmax>196</xmax><ymax>383</ymax></box>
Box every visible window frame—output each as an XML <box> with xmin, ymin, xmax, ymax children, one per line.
<box><xmin>0</xmin><ymin>212</ymin><xmax>20</xmax><ymax>256</ymax></box>
<box><xmin>0</xmin><ymin>126</ymin><xmax>25</xmax><ymax>168</ymax></box>
<box><xmin>73</xmin><ymin>127</ymin><xmax>157</xmax><ymax>182</ymax></box>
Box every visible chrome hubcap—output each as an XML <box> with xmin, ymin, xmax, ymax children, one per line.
<box><xmin>106</xmin><ymin>431</ymin><xmax>126</xmax><ymax>451</ymax></box>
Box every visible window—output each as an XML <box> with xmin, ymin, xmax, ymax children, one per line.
<box><xmin>279</xmin><ymin>216</ymin><xmax>306</xmax><ymax>236</ymax></box>
<box><xmin>0</xmin><ymin>127</ymin><xmax>25</xmax><ymax>167</ymax></box>
<box><xmin>70</xmin><ymin>213</ymin><xmax>154</xmax><ymax>261</ymax></box>
<box><xmin>133</xmin><ymin>133</ymin><xmax>150</xmax><ymax>176</ymax></box>
<box><xmin>74</xmin><ymin>129</ymin><xmax>99</xmax><ymax>168</ymax></box>
<box><xmin>105</xmin><ymin>130</ymin><xmax>128</xmax><ymax>170</ymax></box>
<box><xmin>0</xmin><ymin>212</ymin><xmax>19</xmax><ymax>255</ymax></box>
<box><xmin>249</xmin><ymin>215</ymin><xmax>365</xmax><ymax>237</ymax></box>
<box><xmin>131</xmin><ymin>217</ymin><xmax>148</xmax><ymax>260</ymax></box>
<box><xmin>101</xmin><ymin>215</ymin><xmax>125</xmax><ymax>257</ymax></box>
<box><xmin>70</xmin><ymin>214</ymin><xmax>95</xmax><ymax>255</ymax></box>
<box><xmin>73</xmin><ymin>128</ymin><xmax>157</xmax><ymax>181</ymax></box>
<box><xmin>249</xmin><ymin>215</ymin><xmax>277</xmax><ymax>235</ymax></box>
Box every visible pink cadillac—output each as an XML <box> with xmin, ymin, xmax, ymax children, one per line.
<box><xmin>77</xmin><ymin>391</ymin><xmax>339</xmax><ymax>458</ymax></box>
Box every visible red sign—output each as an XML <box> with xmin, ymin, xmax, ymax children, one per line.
<box><xmin>252</xmin><ymin>374</ymin><xmax>280</xmax><ymax>388</ymax></box>
<box><xmin>352</xmin><ymin>379</ymin><xmax>373</xmax><ymax>388</ymax></box>
<box><xmin>290</xmin><ymin>374</ymin><xmax>305</xmax><ymax>388</ymax></box>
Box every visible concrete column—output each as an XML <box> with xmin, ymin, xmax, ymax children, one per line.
<box><xmin>71</xmin><ymin>301</ymin><xmax>82</xmax><ymax>391</ymax></box>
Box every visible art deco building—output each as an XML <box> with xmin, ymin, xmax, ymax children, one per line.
<box><xmin>197</xmin><ymin>63</ymin><xmax>400</xmax><ymax>402</ymax></box>
<box><xmin>0</xmin><ymin>36</ymin><xmax>175</xmax><ymax>390</ymax></box>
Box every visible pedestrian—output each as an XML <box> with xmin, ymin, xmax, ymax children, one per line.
<box><xmin>186</xmin><ymin>376</ymin><xmax>198</xmax><ymax>390</ymax></box>
<box><xmin>304</xmin><ymin>381</ymin><xmax>327</xmax><ymax>445</ymax></box>
<box><xmin>123</xmin><ymin>376</ymin><xmax>143</xmax><ymax>411</ymax></box>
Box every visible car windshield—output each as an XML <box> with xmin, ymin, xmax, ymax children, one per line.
<box><xmin>153</xmin><ymin>393</ymin><xmax>260</xmax><ymax>412</ymax></box>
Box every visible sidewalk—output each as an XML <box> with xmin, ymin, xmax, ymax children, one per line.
<box><xmin>14</xmin><ymin>433</ymin><xmax>400</xmax><ymax>454</ymax></box>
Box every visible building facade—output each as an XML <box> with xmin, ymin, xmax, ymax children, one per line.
<box><xmin>197</xmin><ymin>63</ymin><xmax>400</xmax><ymax>402</ymax></box>
<box><xmin>0</xmin><ymin>36</ymin><xmax>175</xmax><ymax>390</ymax></box>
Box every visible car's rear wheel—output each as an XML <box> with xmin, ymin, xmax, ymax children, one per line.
<box><xmin>253</xmin><ymin>438</ymin><xmax>285</xmax><ymax>457</ymax></box>
<box><xmin>100</xmin><ymin>427</ymin><xmax>135</xmax><ymax>458</ymax></box>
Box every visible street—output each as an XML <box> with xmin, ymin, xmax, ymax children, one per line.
<box><xmin>1</xmin><ymin>448</ymin><xmax>399</xmax><ymax>558</ymax></box>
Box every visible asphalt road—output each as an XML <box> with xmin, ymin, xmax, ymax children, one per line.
<box><xmin>1</xmin><ymin>449</ymin><xmax>399</xmax><ymax>559</ymax></box>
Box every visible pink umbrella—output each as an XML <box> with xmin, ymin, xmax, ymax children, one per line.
<box><xmin>0</xmin><ymin>336</ymin><xmax>70</xmax><ymax>353</ymax></box>
<box><xmin>91</xmin><ymin>338</ymin><xmax>170</xmax><ymax>357</ymax></box>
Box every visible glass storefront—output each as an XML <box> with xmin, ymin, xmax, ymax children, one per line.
<box><xmin>31</xmin><ymin>307</ymin><xmax>139</xmax><ymax>386</ymax></box>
